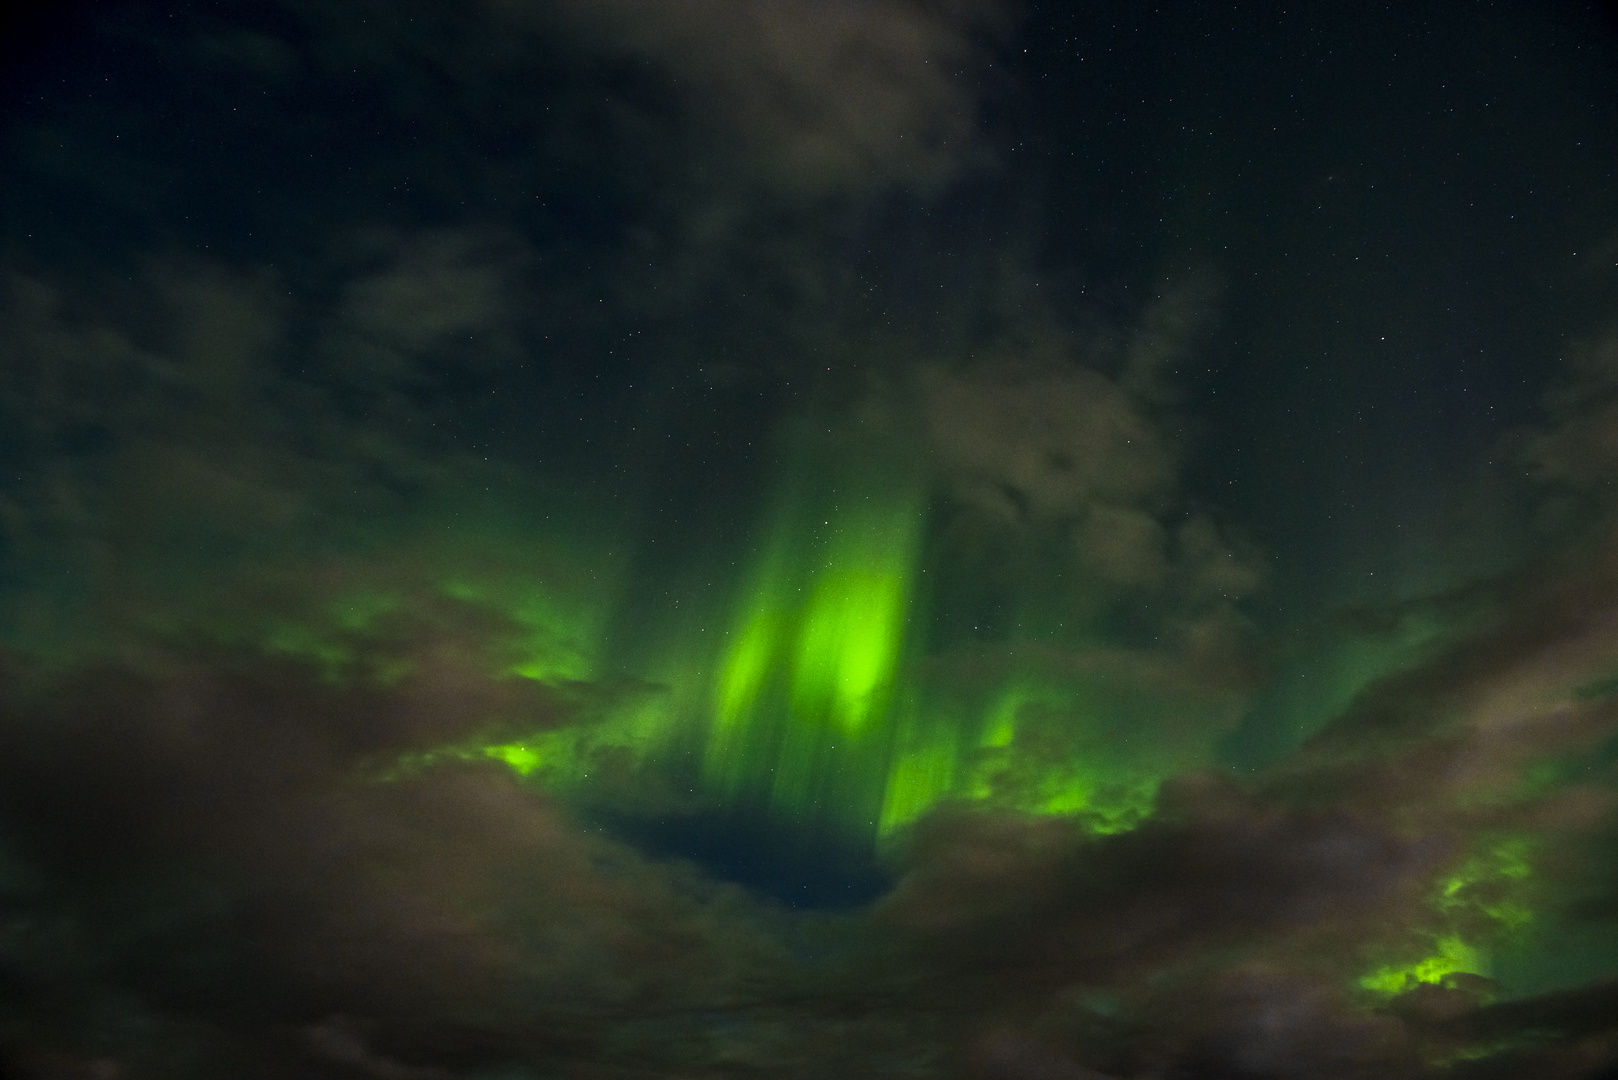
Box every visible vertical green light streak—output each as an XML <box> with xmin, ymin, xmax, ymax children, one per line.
<box><xmin>702</xmin><ymin>462</ymin><xmax>927</xmax><ymax>832</ymax></box>
<box><xmin>877</xmin><ymin>692</ymin><xmax>961</xmax><ymax>834</ymax></box>
<box><xmin>788</xmin><ymin>502</ymin><xmax>919</xmax><ymax>736</ymax></box>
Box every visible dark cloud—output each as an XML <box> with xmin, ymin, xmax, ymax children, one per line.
<box><xmin>537</xmin><ymin>0</ymin><xmax>1012</xmax><ymax>195</ymax></box>
<box><xmin>850</xmin><ymin>518</ymin><xmax>1618</xmax><ymax>1077</ymax></box>
<box><xmin>911</xmin><ymin>284</ymin><xmax>1264</xmax><ymax>794</ymax></box>
<box><xmin>0</xmin><ymin>241</ymin><xmax>539</xmax><ymax>653</ymax></box>
<box><xmin>1528</xmin><ymin>324</ymin><xmax>1618</xmax><ymax>534</ymax></box>
<box><xmin>0</xmin><ymin>628</ymin><xmax>801</xmax><ymax>1076</ymax></box>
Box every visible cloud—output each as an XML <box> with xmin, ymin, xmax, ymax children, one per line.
<box><xmin>322</xmin><ymin>226</ymin><xmax>532</xmax><ymax>378</ymax></box>
<box><xmin>0</xmin><ymin>228</ymin><xmax>552</xmax><ymax>649</ymax></box>
<box><xmin>920</xmin><ymin>280</ymin><xmax>1257</xmax><ymax>603</ymax></box>
<box><xmin>535</xmin><ymin>0</ymin><xmax>1013</xmax><ymax>195</ymax></box>
<box><xmin>837</xmin><ymin>511</ymin><xmax>1618</xmax><ymax>1077</ymax></box>
<box><xmin>1527</xmin><ymin>323</ymin><xmax>1618</xmax><ymax>530</ymax></box>
<box><xmin>200</xmin><ymin>0</ymin><xmax>1009</xmax><ymax>202</ymax></box>
<box><xmin>881</xmin><ymin>778</ymin><xmax>1447</xmax><ymax>990</ymax></box>
<box><xmin>0</xmin><ymin>633</ymin><xmax>794</xmax><ymax>1076</ymax></box>
<box><xmin>924</xmin><ymin>362</ymin><xmax>1174</xmax><ymax>525</ymax></box>
<box><xmin>5</xmin><ymin>4</ymin><xmax>1618</xmax><ymax>1078</ymax></box>
<box><xmin>911</xmin><ymin>290</ymin><xmax>1264</xmax><ymax>788</ymax></box>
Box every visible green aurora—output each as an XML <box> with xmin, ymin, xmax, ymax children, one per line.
<box><xmin>218</xmin><ymin>418</ymin><xmax>1563</xmax><ymax>1010</ymax></box>
<box><xmin>333</xmin><ymin>421</ymin><xmax>1184</xmax><ymax>850</ymax></box>
<box><xmin>1</xmin><ymin>1</ymin><xmax>1617</xmax><ymax>1076</ymax></box>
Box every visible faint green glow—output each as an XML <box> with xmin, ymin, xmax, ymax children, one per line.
<box><xmin>227</xmin><ymin>498</ymin><xmax>628</xmax><ymax>697</ymax></box>
<box><xmin>873</xmin><ymin>669</ymin><xmax>1166</xmax><ymax>838</ymax></box>
<box><xmin>262</xmin><ymin>588</ymin><xmax>406</xmax><ymax>682</ymax></box>
<box><xmin>1438</xmin><ymin>837</ymin><xmax>1537</xmax><ymax>931</ymax></box>
<box><xmin>442</xmin><ymin>574</ymin><xmax>602</xmax><ymax>683</ymax></box>
<box><xmin>386</xmin><ymin>728</ymin><xmax>573</xmax><ymax>786</ymax></box>
<box><xmin>1234</xmin><ymin>606</ymin><xmax>1468</xmax><ymax>764</ymax></box>
<box><xmin>878</xmin><ymin>742</ymin><xmax>960</xmax><ymax>830</ymax></box>
<box><xmin>1060</xmin><ymin>777</ymin><xmax>1160</xmax><ymax>833</ymax></box>
<box><xmin>1574</xmin><ymin>669</ymin><xmax>1618</xmax><ymax>702</ymax></box>
<box><xmin>981</xmin><ymin>692</ymin><xmax>1018</xmax><ymax>748</ymax></box>
<box><xmin>877</xmin><ymin>697</ymin><xmax>961</xmax><ymax>834</ymax></box>
<box><xmin>256</xmin><ymin>569</ymin><xmax>605</xmax><ymax>690</ymax></box>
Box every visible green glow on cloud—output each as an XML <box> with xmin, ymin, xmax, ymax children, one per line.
<box><xmin>441</xmin><ymin>574</ymin><xmax>604</xmax><ymax>684</ymax></box>
<box><xmin>1232</xmin><ymin>604</ymin><xmax>1466</xmax><ymax>765</ymax></box>
<box><xmin>1358</xmin><ymin>935</ymin><xmax>1488</xmax><ymax>995</ymax></box>
<box><xmin>1357</xmin><ymin>835</ymin><xmax>1538</xmax><ymax>997</ymax></box>
<box><xmin>872</xmin><ymin>671</ymin><xmax>1163</xmax><ymax>837</ymax></box>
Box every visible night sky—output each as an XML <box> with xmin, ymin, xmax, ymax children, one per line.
<box><xmin>2</xmin><ymin>2</ymin><xmax>1618</xmax><ymax>1078</ymax></box>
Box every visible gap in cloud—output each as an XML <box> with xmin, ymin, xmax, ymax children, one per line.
<box><xmin>593</xmin><ymin>804</ymin><xmax>896</xmax><ymax>910</ymax></box>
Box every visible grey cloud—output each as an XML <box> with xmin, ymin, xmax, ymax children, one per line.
<box><xmin>0</xmin><ymin>229</ymin><xmax>547</xmax><ymax>651</ymax></box>
<box><xmin>914</xmin><ymin>296</ymin><xmax>1265</xmax><ymax>763</ymax></box>
<box><xmin>851</xmin><ymin>520</ymin><xmax>1618</xmax><ymax>1077</ymax></box>
<box><xmin>919</xmin><ymin>285</ymin><xmax>1260</xmax><ymax>618</ymax></box>
<box><xmin>537</xmin><ymin>0</ymin><xmax>1012</xmax><ymax>194</ymax></box>
<box><xmin>924</xmin><ymin>362</ymin><xmax>1174</xmax><ymax>524</ymax></box>
<box><xmin>0</xmin><ymin>634</ymin><xmax>795</xmax><ymax>1076</ymax></box>
<box><xmin>328</xmin><ymin>227</ymin><xmax>529</xmax><ymax>372</ymax></box>
<box><xmin>1528</xmin><ymin>325</ymin><xmax>1618</xmax><ymax>511</ymax></box>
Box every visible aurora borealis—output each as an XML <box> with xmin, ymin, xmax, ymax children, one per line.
<box><xmin>2</xmin><ymin>1</ymin><xmax>1618</xmax><ymax>1077</ymax></box>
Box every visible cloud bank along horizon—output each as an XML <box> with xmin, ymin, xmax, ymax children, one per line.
<box><xmin>0</xmin><ymin>0</ymin><xmax>1616</xmax><ymax>1077</ymax></box>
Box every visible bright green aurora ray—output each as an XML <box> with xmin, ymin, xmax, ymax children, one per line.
<box><xmin>701</xmin><ymin>461</ymin><xmax>927</xmax><ymax>833</ymax></box>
